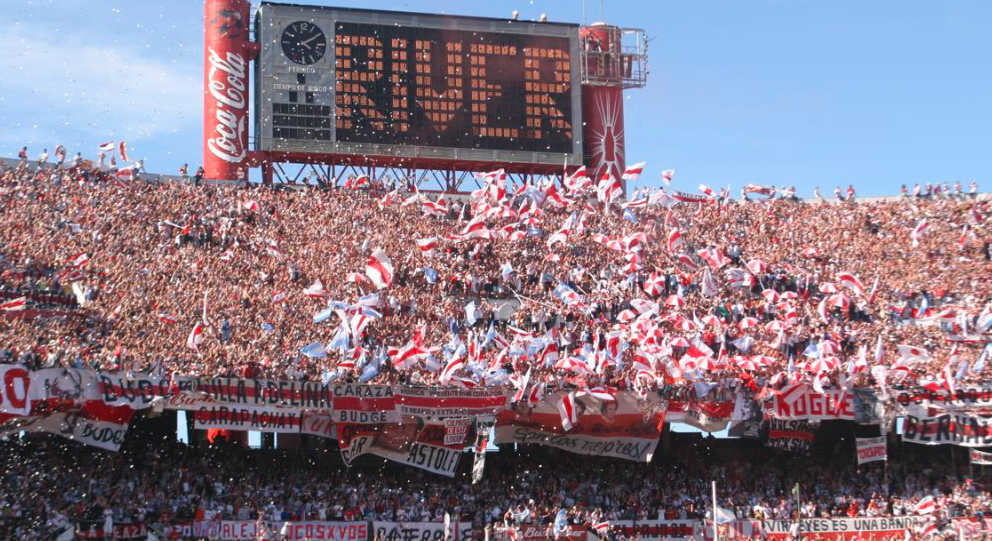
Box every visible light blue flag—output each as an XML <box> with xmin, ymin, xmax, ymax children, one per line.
<box><xmin>300</xmin><ymin>342</ymin><xmax>326</xmax><ymax>358</ymax></box>
<box><xmin>424</xmin><ymin>266</ymin><xmax>438</xmax><ymax>284</ymax></box>
<box><xmin>313</xmin><ymin>307</ymin><xmax>335</xmax><ymax>324</ymax></box>
<box><xmin>359</xmin><ymin>363</ymin><xmax>379</xmax><ymax>383</ymax></box>
<box><xmin>623</xmin><ymin>208</ymin><xmax>638</xmax><ymax>223</ymax></box>
<box><xmin>553</xmin><ymin>509</ymin><xmax>569</xmax><ymax>538</ymax></box>
<box><xmin>482</xmin><ymin>320</ymin><xmax>496</xmax><ymax>348</ymax></box>
<box><xmin>501</xmin><ymin>261</ymin><xmax>514</xmax><ymax>281</ymax></box>
<box><xmin>328</xmin><ymin>324</ymin><xmax>350</xmax><ymax>352</ymax></box>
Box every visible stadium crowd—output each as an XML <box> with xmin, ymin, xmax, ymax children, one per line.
<box><xmin>0</xmin><ymin>153</ymin><xmax>990</xmax><ymax>398</ymax></box>
<box><xmin>0</xmin><ymin>436</ymin><xmax>989</xmax><ymax>540</ymax></box>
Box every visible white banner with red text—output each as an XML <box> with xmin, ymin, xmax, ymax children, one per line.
<box><xmin>855</xmin><ymin>436</ymin><xmax>887</xmax><ymax>464</ymax></box>
<box><xmin>762</xmin><ymin>384</ymin><xmax>855</xmax><ymax>422</ymax></box>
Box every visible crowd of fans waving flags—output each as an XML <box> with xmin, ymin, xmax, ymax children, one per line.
<box><xmin>2</xmin><ymin>149</ymin><xmax>991</xmax><ymax>436</ymax></box>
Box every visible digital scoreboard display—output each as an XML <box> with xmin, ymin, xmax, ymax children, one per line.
<box><xmin>255</xmin><ymin>3</ymin><xmax>583</xmax><ymax>167</ymax></box>
<box><xmin>333</xmin><ymin>22</ymin><xmax>573</xmax><ymax>153</ymax></box>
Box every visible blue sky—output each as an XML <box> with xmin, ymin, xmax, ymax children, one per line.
<box><xmin>1</xmin><ymin>0</ymin><xmax>989</xmax><ymax>196</ymax></box>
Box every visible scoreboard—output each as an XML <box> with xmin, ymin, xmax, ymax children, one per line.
<box><xmin>254</xmin><ymin>3</ymin><xmax>583</xmax><ymax>167</ymax></box>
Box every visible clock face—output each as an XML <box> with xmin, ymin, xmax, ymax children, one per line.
<box><xmin>281</xmin><ymin>21</ymin><xmax>327</xmax><ymax>65</ymax></box>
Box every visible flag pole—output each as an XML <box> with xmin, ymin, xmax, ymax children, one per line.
<box><xmin>793</xmin><ymin>482</ymin><xmax>802</xmax><ymax>541</ymax></box>
<box><xmin>711</xmin><ymin>480</ymin><xmax>719</xmax><ymax>541</ymax></box>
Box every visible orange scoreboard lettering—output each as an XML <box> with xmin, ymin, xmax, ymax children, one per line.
<box><xmin>333</xmin><ymin>22</ymin><xmax>574</xmax><ymax>153</ymax></box>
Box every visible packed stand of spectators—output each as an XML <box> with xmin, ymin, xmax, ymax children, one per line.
<box><xmin>0</xmin><ymin>436</ymin><xmax>989</xmax><ymax>540</ymax></box>
<box><xmin>0</xmin><ymin>151</ymin><xmax>990</xmax><ymax>399</ymax></box>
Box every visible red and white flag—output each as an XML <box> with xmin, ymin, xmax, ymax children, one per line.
<box><xmin>365</xmin><ymin>249</ymin><xmax>394</xmax><ymax>290</ymax></box>
<box><xmin>544</xmin><ymin>183</ymin><xmax>573</xmax><ymax>207</ymax></box>
<box><xmin>98</xmin><ymin>140</ymin><xmax>115</xmax><ymax>152</ymax></box>
<box><xmin>969</xmin><ymin>205</ymin><xmax>984</xmax><ymax>225</ymax></box>
<box><xmin>621</xmin><ymin>197</ymin><xmax>649</xmax><ymax>209</ymax></box>
<box><xmin>440</xmin><ymin>356</ymin><xmax>465</xmax><ymax>383</ymax></box>
<box><xmin>667</xmin><ymin>228</ymin><xmax>684</xmax><ymax>254</ymax></box>
<box><xmin>157</xmin><ymin>313</ymin><xmax>178</xmax><ymax>325</ymax></box>
<box><xmin>914</xmin><ymin>495</ymin><xmax>936</xmax><ymax>514</ymax></box>
<box><xmin>557</xmin><ymin>391</ymin><xmax>579</xmax><ymax>431</ymax></box>
<box><xmin>527</xmin><ymin>382</ymin><xmax>545</xmax><ymax>407</ymax></box>
<box><xmin>417</xmin><ymin>238</ymin><xmax>437</xmax><ymax>255</ymax></box>
<box><xmin>867</xmin><ymin>275</ymin><xmax>881</xmax><ymax>305</ymax></box>
<box><xmin>67</xmin><ymin>252</ymin><xmax>89</xmax><ymax>268</ymax></box>
<box><xmin>836</xmin><ymin>271</ymin><xmax>864</xmax><ymax>295</ymax></box>
<box><xmin>564</xmin><ymin>166</ymin><xmax>590</xmax><ymax>193</ymax></box>
<box><xmin>510</xmin><ymin>370</ymin><xmax>531</xmax><ymax>403</ymax></box>
<box><xmin>186</xmin><ymin>322</ymin><xmax>204</xmax><ymax>350</ymax></box>
<box><xmin>0</xmin><ymin>297</ymin><xmax>27</xmax><ymax>311</ymax></box>
<box><xmin>661</xmin><ymin>169</ymin><xmax>675</xmax><ymax>185</ymax></box>
<box><xmin>114</xmin><ymin>167</ymin><xmax>135</xmax><ymax>182</ymax></box>
<box><xmin>897</xmin><ymin>344</ymin><xmax>931</xmax><ymax>363</ymax></box>
<box><xmin>243</xmin><ymin>200</ymin><xmax>259</xmax><ymax>212</ymax></box>
<box><xmin>389</xmin><ymin>341</ymin><xmax>427</xmax><ymax>371</ymax></box>
<box><xmin>118</xmin><ymin>141</ymin><xmax>129</xmax><ymax>162</ymax></box>
<box><xmin>911</xmin><ymin>219</ymin><xmax>929</xmax><ymax>247</ymax></box>
<box><xmin>345</xmin><ymin>175</ymin><xmax>369</xmax><ymax>190</ymax></box>
<box><xmin>622</xmin><ymin>161</ymin><xmax>646</xmax><ymax>180</ymax></box>
<box><xmin>698</xmin><ymin>184</ymin><xmax>714</xmax><ymax>197</ymax></box>
<box><xmin>597</xmin><ymin>174</ymin><xmax>623</xmax><ymax>204</ymax></box>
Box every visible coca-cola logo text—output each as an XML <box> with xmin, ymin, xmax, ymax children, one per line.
<box><xmin>206</xmin><ymin>47</ymin><xmax>247</xmax><ymax>166</ymax></box>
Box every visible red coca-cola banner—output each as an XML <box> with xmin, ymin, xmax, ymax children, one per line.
<box><xmin>204</xmin><ymin>0</ymin><xmax>250</xmax><ymax>181</ymax></box>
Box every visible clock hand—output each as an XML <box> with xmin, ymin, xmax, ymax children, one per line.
<box><xmin>301</xmin><ymin>34</ymin><xmax>320</xmax><ymax>46</ymax></box>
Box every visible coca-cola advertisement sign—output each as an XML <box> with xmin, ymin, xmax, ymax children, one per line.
<box><xmin>203</xmin><ymin>0</ymin><xmax>249</xmax><ymax>181</ymax></box>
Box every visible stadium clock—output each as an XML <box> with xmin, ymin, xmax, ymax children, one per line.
<box><xmin>281</xmin><ymin>21</ymin><xmax>326</xmax><ymax>65</ymax></box>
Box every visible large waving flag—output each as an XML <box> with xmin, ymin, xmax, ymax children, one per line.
<box><xmin>836</xmin><ymin>271</ymin><xmax>864</xmax><ymax>295</ymax></box>
<box><xmin>186</xmin><ymin>322</ymin><xmax>204</xmax><ymax>350</ymax></box>
<box><xmin>365</xmin><ymin>249</ymin><xmax>394</xmax><ymax>290</ymax></box>
<box><xmin>622</xmin><ymin>161</ymin><xmax>645</xmax><ymax>180</ymax></box>
<box><xmin>557</xmin><ymin>392</ymin><xmax>579</xmax><ymax>431</ymax></box>
<box><xmin>389</xmin><ymin>340</ymin><xmax>428</xmax><ymax>371</ymax></box>
<box><xmin>553</xmin><ymin>282</ymin><xmax>585</xmax><ymax>309</ymax></box>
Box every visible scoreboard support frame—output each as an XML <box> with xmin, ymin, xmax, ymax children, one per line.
<box><xmin>250</xmin><ymin>151</ymin><xmax>566</xmax><ymax>193</ymax></box>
